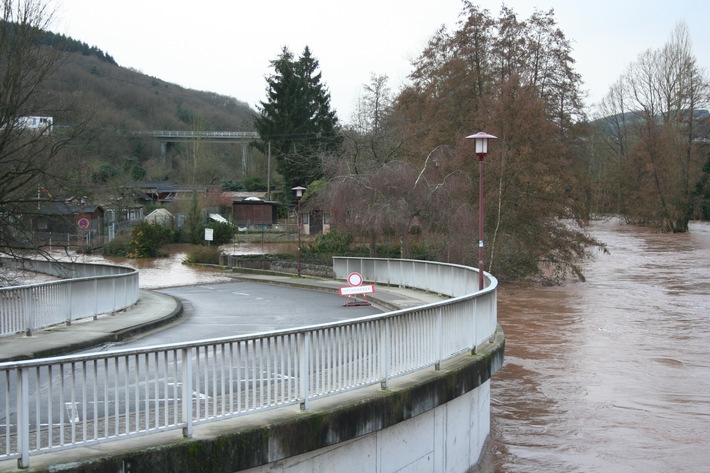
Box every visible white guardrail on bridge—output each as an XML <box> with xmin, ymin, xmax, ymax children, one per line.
<box><xmin>0</xmin><ymin>258</ymin><xmax>139</xmax><ymax>337</ymax></box>
<box><xmin>133</xmin><ymin>130</ymin><xmax>259</xmax><ymax>140</ymax></box>
<box><xmin>0</xmin><ymin>257</ymin><xmax>497</xmax><ymax>469</ymax></box>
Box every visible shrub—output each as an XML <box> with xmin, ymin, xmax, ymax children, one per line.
<box><xmin>299</xmin><ymin>230</ymin><xmax>355</xmax><ymax>265</ymax></box>
<box><xmin>243</xmin><ymin>176</ymin><xmax>267</xmax><ymax>191</ymax></box>
<box><xmin>185</xmin><ymin>245</ymin><xmax>221</xmax><ymax>264</ymax></box>
<box><xmin>202</xmin><ymin>221</ymin><xmax>236</xmax><ymax>246</ymax></box>
<box><xmin>102</xmin><ymin>235</ymin><xmax>132</xmax><ymax>257</ymax></box>
<box><xmin>129</xmin><ymin>221</ymin><xmax>175</xmax><ymax>258</ymax></box>
<box><xmin>305</xmin><ymin>230</ymin><xmax>353</xmax><ymax>255</ymax></box>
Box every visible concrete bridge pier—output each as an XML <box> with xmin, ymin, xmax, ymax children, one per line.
<box><xmin>160</xmin><ymin>141</ymin><xmax>173</xmax><ymax>168</ymax></box>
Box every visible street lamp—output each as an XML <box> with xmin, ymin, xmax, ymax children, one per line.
<box><xmin>292</xmin><ymin>186</ymin><xmax>306</xmax><ymax>277</ymax></box>
<box><xmin>466</xmin><ymin>131</ymin><xmax>497</xmax><ymax>291</ymax></box>
<box><xmin>80</xmin><ymin>196</ymin><xmax>87</xmax><ymax>261</ymax></box>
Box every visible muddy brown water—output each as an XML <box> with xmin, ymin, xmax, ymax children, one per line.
<box><xmin>79</xmin><ymin>242</ymin><xmax>294</xmax><ymax>289</ymax></box>
<box><xmin>474</xmin><ymin>219</ymin><xmax>710</xmax><ymax>472</ymax></box>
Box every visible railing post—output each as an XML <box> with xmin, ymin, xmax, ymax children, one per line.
<box><xmin>471</xmin><ymin>297</ymin><xmax>478</xmax><ymax>355</ymax></box>
<box><xmin>435</xmin><ymin>307</ymin><xmax>443</xmax><ymax>371</ymax></box>
<box><xmin>17</xmin><ymin>367</ymin><xmax>30</xmax><ymax>469</ymax></box>
<box><xmin>67</xmin><ymin>280</ymin><xmax>73</xmax><ymax>326</ymax></box>
<box><xmin>111</xmin><ymin>277</ymin><xmax>117</xmax><ymax>315</ymax></box>
<box><xmin>299</xmin><ymin>332</ymin><xmax>310</xmax><ymax>411</ymax></box>
<box><xmin>379</xmin><ymin>319</ymin><xmax>391</xmax><ymax>389</ymax></box>
<box><xmin>181</xmin><ymin>348</ymin><xmax>193</xmax><ymax>438</ymax></box>
<box><xmin>93</xmin><ymin>279</ymin><xmax>99</xmax><ymax>320</ymax></box>
<box><xmin>24</xmin><ymin>288</ymin><xmax>33</xmax><ymax>337</ymax></box>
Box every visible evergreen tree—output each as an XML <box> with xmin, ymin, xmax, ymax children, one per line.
<box><xmin>254</xmin><ymin>46</ymin><xmax>341</xmax><ymax>202</ymax></box>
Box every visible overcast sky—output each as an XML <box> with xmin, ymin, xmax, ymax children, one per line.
<box><xmin>54</xmin><ymin>0</ymin><xmax>710</xmax><ymax>124</ymax></box>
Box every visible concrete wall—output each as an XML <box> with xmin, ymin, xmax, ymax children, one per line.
<box><xmin>241</xmin><ymin>382</ymin><xmax>491</xmax><ymax>473</ymax></box>
<box><xmin>34</xmin><ymin>327</ymin><xmax>503</xmax><ymax>473</ymax></box>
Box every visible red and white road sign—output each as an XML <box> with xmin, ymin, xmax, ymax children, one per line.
<box><xmin>347</xmin><ymin>272</ymin><xmax>363</xmax><ymax>286</ymax></box>
<box><xmin>339</xmin><ymin>284</ymin><xmax>375</xmax><ymax>296</ymax></box>
<box><xmin>340</xmin><ymin>271</ymin><xmax>375</xmax><ymax>296</ymax></box>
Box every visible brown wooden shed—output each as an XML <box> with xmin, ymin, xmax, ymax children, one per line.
<box><xmin>232</xmin><ymin>197</ymin><xmax>278</xmax><ymax>227</ymax></box>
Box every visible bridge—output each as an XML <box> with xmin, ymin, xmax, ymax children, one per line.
<box><xmin>132</xmin><ymin>130</ymin><xmax>259</xmax><ymax>143</ymax></box>
<box><xmin>131</xmin><ymin>130</ymin><xmax>260</xmax><ymax>170</ymax></box>
<box><xmin>0</xmin><ymin>258</ymin><xmax>504</xmax><ymax>472</ymax></box>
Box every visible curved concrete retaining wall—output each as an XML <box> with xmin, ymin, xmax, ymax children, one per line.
<box><xmin>34</xmin><ymin>328</ymin><xmax>504</xmax><ymax>473</ymax></box>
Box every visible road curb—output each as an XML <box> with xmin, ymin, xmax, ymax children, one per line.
<box><xmin>0</xmin><ymin>291</ymin><xmax>183</xmax><ymax>363</ymax></box>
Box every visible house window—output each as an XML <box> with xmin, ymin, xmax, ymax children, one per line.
<box><xmin>37</xmin><ymin>218</ymin><xmax>48</xmax><ymax>230</ymax></box>
<box><xmin>302</xmin><ymin>213</ymin><xmax>309</xmax><ymax>225</ymax></box>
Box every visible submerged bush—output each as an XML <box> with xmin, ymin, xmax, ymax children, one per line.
<box><xmin>102</xmin><ymin>235</ymin><xmax>131</xmax><ymax>257</ymax></box>
<box><xmin>129</xmin><ymin>222</ymin><xmax>175</xmax><ymax>258</ymax></box>
<box><xmin>185</xmin><ymin>245</ymin><xmax>221</xmax><ymax>265</ymax></box>
<box><xmin>201</xmin><ymin>221</ymin><xmax>236</xmax><ymax>246</ymax></box>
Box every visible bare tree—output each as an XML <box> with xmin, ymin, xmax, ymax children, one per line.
<box><xmin>0</xmin><ymin>0</ymin><xmax>85</xmax><ymax>280</ymax></box>
<box><xmin>594</xmin><ymin>22</ymin><xmax>710</xmax><ymax>231</ymax></box>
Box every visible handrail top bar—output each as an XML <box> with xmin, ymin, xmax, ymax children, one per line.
<box><xmin>1</xmin><ymin>258</ymin><xmax>496</xmax><ymax>370</ymax></box>
<box><xmin>0</xmin><ymin>269</ymin><xmax>138</xmax><ymax>291</ymax></box>
<box><xmin>0</xmin><ymin>257</ymin><xmax>138</xmax><ymax>291</ymax></box>
<box><xmin>0</xmin><ymin>295</ymin><xmax>472</xmax><ymax>370</ymax></box>
<box><xmin>333</xmin><ymin>256</ymin><xmax>498</xmax><ymax>296</ymax></box>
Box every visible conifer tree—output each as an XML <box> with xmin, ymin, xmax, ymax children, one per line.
<box><xmin>254</xmin><ymin>46</ymin><xmax>341</xmax><ymax>202</ymax></box>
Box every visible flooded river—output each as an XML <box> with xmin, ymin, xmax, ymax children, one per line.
<box><xmin>474</xmin><ymin>219</ymin><xmax>710</xmax><ymax>472</ymax></box>
<box><xmin>77</xmin><ymin>242</ymin><xmax>294</xmax><ymax>289</ymax></box>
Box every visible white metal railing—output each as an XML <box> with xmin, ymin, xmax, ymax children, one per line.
<box><xmin>0</xmin><ymin>257</ymin><xmax>496</xmax><ymax>469</ymax></box>
<box><xmin>134</xmin><ymin>130</ymin><xmax>259</xmax><ymax>140</ymax></box>
<box><xmin>0</xmin><ymin>258</ymin><xmax>139</xmax><ymax>337</ymax></box>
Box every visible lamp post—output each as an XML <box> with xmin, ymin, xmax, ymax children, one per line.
<box><xmin>466</xmin><ymin>132</ymin><xmax>497</xmax><ymax>291</ymax></box>
<box><xmin>292</xmin><ymin>186</ymin><xmax>306</xmax><ymax>277</ymax></box>
<box><xmin>80</xmin><ymin>196</ymin><xmax>86</xmax><ymax>262</ymax></box>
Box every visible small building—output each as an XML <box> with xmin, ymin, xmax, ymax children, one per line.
<box><xmin>34</xmin><ymin>199</ymin><xmax>104</xmax><ymax>236</ymax></box>
<box><xmin>144</xmin><ymin>208</ymin><xmax>174</xmax><ymax>227</ymax></box>
<box><xmin>31</xmin><ymin>198</ymin><xmax>105</xmax><ymax>249</ymax></box>
<box><xmin>127</xmin><ymin>183</ymin><xmax>208</xmax><ymax>205</ymax></box>
<box><xmin>15</xmin><ymin>116</ymin><xmax>53</xmax><ymax>135</ymax></box>
<box><xmin>302</xmin><ymin>209</ymin><xmax>331</xmax><ymax>235</ymax></box>
<box><xmin>232</xmin><ymin>197</ymin><xmax>278</xmax><ymax>227</ymax></box>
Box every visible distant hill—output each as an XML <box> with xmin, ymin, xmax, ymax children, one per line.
<box><xmin>593</xmin><ymin>109</ymin><xmax>710</xmax><ymax>135</ymax></box>
<box><xmin>34</xmin><ymin>29</ymin><xmax>263</xmax><ymax>189</ymax></box>
<box><xmin>38</xmin><ymin>27</ymin><xmax>256</xmax><ymax>131</ymax></box>
<box><xmin>36</xmin><ymin>27</ymin><xmax>119</xmax><ymax>66</ymax></box>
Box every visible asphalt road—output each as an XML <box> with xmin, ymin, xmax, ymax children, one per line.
<box><xmin>92</xmin><ymin>280</ymin><xmax>382</xmax><ymax>351</ymax></box>
<box><xmin>0</xmin><ymin>281</ymin><xmax>381</xmax><ymax>432</ymax></box>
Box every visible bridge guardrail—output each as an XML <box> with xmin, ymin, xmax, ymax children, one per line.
<box><xmin>133</xmin><ymin>130</ymin><xmax>259</xmax><ymax>139</ymax></box>
<box><xmin>0</xmin><ymin>258</ymin><xmax>139</xmax><ymax>337</ymax></box>
<box><xmin>0</xmin><ymin>257</ymin><xmax>496</xmax><ymax>469</ymax></box>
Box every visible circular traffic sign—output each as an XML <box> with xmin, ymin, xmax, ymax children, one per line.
<box><xmin>77</xmin><ymin>217</ymin><xmax>90</xmax><ymax>229</ymax></box>
<box><xmin>347</xmin><ymin>272</ymin><xmax>363</xmax><ymax>286</ymax></box>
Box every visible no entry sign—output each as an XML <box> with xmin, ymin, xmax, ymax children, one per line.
<box><xmin>347</xmin><ymin>272</ymin><xmax>363</xmax><ymax>286</ymax></box>
<box><xmin>340</xmin><ymin>272</ymin><xmax>374</xmax><ymax>304</ymax></box>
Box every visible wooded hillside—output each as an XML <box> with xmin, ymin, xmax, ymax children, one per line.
<box><xmin>36</xmin><ymin>30</ymin><xmax>261</xmax><ymax>190</ymax></box>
